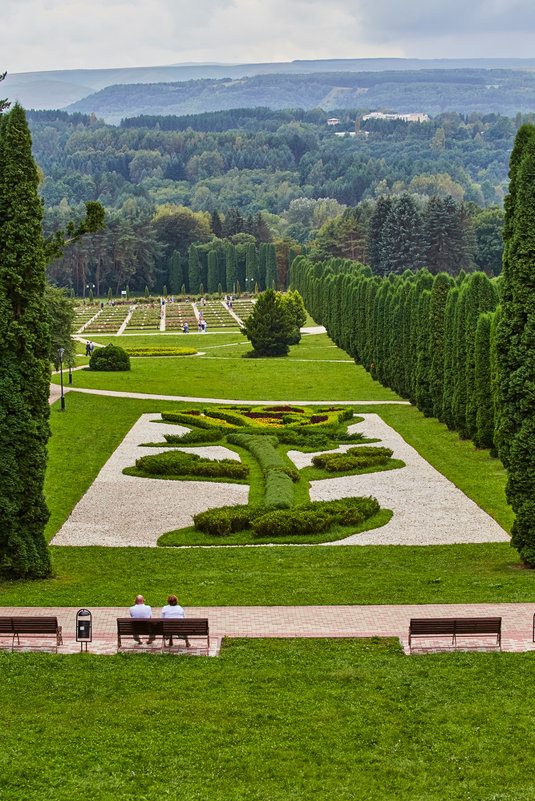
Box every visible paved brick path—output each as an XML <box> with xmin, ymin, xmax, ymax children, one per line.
<box><xmin>2</xmin><ymin>604</ymin><xmax>534</xmax><ymax>656</ymax></box>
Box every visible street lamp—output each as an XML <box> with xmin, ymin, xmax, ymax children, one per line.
<box><xmin>58</xmin><ymin>348</ymin><xmax>65</xmax><ymax>411</ymax></box>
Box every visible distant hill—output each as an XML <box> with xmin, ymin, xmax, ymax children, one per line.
<box><xmin>64</xmin><ymin>69</ymin><xmax>535</xmax><ymax>124</ymax></box>
<box><xmin>6</xmin><ymin>58</ymin><xmax>535</xmax><ymax>114</ymax></box>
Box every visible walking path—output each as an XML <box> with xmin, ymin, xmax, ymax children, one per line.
<box><xmin>1</xmin><ymin>603</ymin><xmax>533</xmax><ymax>656</ymax></box>
<box><xmin>50</xmin><ymin>385</ymin><xmax>410</xmax><ymax>405</ymax></box>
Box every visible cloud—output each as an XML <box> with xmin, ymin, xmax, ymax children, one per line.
<box><xmin>3</xmin><ymin>0</ymin><xmax>535</xmax><ymax>73</ymax></box>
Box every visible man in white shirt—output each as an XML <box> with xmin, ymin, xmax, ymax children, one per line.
<box><xmin>129</xmin><ymin>594</ymin><xmax>153</xmax><ymax>643</ymax></box>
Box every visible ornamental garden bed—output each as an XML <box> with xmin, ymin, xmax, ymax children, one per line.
<box><xmin>123</xmin><ymin>404</ymin><xmax>402</xmax><ymax>546</ymax></box>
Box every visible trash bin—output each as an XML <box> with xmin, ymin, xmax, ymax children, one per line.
<box><xmin>76</xmin><ymin>609</ymin><xmax>92</xmax><ymax>652</ymax></box>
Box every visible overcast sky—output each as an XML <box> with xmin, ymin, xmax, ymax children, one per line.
<box><xmin>5</xmin><ymin>0</ymin><xmax>535</xmax><ymax>74</ymax></box>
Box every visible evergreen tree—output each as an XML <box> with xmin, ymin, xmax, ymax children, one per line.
<box><xmin>474</xmin><ymin>311</ymin><xmax>495</xmax><ymax>449</ymax></box>
<box><xmin>258</xmin><ymin>243</ymin><xmax>268</xmax><ymax>290</ymax></box>
<box><xmin>381</xmin><ymin>193</ymin><xmax>425</xmax><ymax>274</ymax></box>
<box><xmin>168</xmin><ymin>250</ymin><xmax>183</xmax><ymax>294</ymax></box>
<box><xmin>245</xmin><ymin>242</ymin><xmax>257</xmax><ymax>293</ymax></box>
<box><xmin>188</xmin><ymin>244</ymin><xmax>201</xmax><ymax>294</ymax></box>
<box><xmin>367</xmin><ymin>196</ymin><xmax>392</xmax><ymax>276</ymax></box>
<box><xmin>0</xmin><ymin>104</ymin><xmax>51</xmax><ymax>578</ymax></box>
<box><xmin>463</xmin><ymin>273</ymin><xmax>498</xmax><ymax>440</ymax></box>
<box><xmin>414</xmin><ymin>289</ymin><xmax>433</xmax><ymax>416</ymax></box>
<box><xmin>207</xmin><ymin>250</ymin><xmax>218</xmax><ymax>294</ymax></box>
<box><xmin>441</xmin><ymin>286</ymin><xmax>460</xmax><ymax>428</ymax></box>
<box><xmin>211</xmin><ymin>210</ymin><xmax>223</xmax><ymax>238</ymax></box>
<box><xmin>265</xmin><ymin>243</ymin><xmax>277</xmax><ymax>290</ymax></box>
<box><xmin>225</xmin><ymin>244</ymin><xmax>237</xmax><ymax>292</ymax></box>
<box><xmin>495</xmin><ymin>125</ymin><xmax>535</xmax><ymax>564</ymax></box>
<box><xmin>241</xmin><ymin>289</ymin><xmax>296</xmax><ymax>356</ymax></box>
<box><xmin>429</xmin><ymin>273</ymin><xmax>454</xmax><ymax>418</ymax></box>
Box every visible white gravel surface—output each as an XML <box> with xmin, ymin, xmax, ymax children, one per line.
<box><xmin>52</xmin><ymin>411</ymin><xmax>509</xmax><ymax>549</ymax></box>
<box><xmin>51</xmin><ymin>414</ymin><xmax>248</xmax><ymax>547</ymax></box>
<box><xmin>289</xmin><ymin>413</ymin><xmax>509</xmax><ymax>546</ymax></box>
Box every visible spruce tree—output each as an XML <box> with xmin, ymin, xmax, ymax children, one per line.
<box><xmin>0</xmin><ymin>104</ymin><xmax>51</xmax><ymax>578</ymax></box>
<box><xmin>381</xmin><ymin>194</ymin><xmax>424</xmax><ymax>275</ymax></box>
<box><xmin>367</xmin><ymin>196</ymin><xmax>392</xmax><ymax>276</ymax></box>
<box><xmin>241</xmin><ymin>289</ymin><xmax>296</xmax><ymax>356</ymax></box>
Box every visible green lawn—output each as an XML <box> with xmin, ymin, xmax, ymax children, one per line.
<box><xmin>2</xmin><ymin>640</ymin><xmax>535</xmax><ymax>800</ymax></box>
<box><xmin>52</xmin><ymin>356</ymin><xmax>401</xmax><ymax>401</ymax></box>
<box><xmin>19</xmin><ymin>390</ymin><xmax>524</xmax><ymax>607</ymax></box>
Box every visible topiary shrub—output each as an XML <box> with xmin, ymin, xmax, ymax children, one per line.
<box><xmin>264</xmin><ymin>469</ymin><xmax>294</xmax><ymax>508</ymax></box>
<box><xmin>89</xmin><ymin>344</ymin><xmax>130</xmax><ymax>371</ymax></box>
<box><xmin>135</xmin><ymin>450</ymin><xmax>249</xmax><ymax>479</ymax></box>
<box><xmin>251</xmin><ymin>496</ymin><xmax>380</xmax><ymax>537</ymax></box>
<box><xmin>193</xmin><ymin>504</ymin><xmax>269</xmax><ymax>536</ymax></box>
<box><xmin>312</xmin><ymin>446</ymin><xmax>393</xmax><ymax>472</ymax></box>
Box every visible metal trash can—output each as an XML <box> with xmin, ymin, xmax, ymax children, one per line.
<box><xmin>76</xmin><ymin>609</ymin><xmax>92</xmax><ymax>652</ymax></box>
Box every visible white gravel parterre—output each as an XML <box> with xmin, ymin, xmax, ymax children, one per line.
<box><xmin>290</xmin><ymin>414</ymin><xmax>509</xmax><ymax>546</ymax></box>
<box><xmin>51</xmin><ymin>414</ymin><xmax>248</xmax><ymax>547</ymax></box>
<box><xmin>52</xmin><ymin>412</ymin><xmax>509</xmax><ymax>548</ymax></box>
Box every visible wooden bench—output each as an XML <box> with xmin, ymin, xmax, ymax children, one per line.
<box><xmin>408</xmin><ymin>617</ymin><xmax>501</xmax><ymax>652</ymax></box>
<box><xmin>0</xmin><ymin>616</ymin><xmax>63</xmax><ymax>652</ymax></box>
<box><xmin>117</xmin><ymin>618</ymin><xmax>210</xmax><ymax>652</ymax></box>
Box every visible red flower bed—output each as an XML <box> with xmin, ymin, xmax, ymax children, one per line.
<box><xmin>244</xmin><ymin>411</ymin><xmax>284</xmax><ymax>419</ymax></box>
<box><xmin>310</xmin><ymin>415</ymin><xmax>328</xmax><ymax>424</ymax></box>
<box><xmin>264</xmin><ymin>406</ymin><xmax>305</xmax><ymax>413</ymax></box>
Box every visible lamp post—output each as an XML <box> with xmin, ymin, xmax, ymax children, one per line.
<box><xmin>58</xmin><ymin>347</ymin><xmax>65</xmax><ymax>411</ymax></box>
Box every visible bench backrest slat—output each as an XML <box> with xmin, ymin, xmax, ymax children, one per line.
<box><xmin>117</xmin><ymin>619</ymin><xmax>164</xmax><ymax>635</ymax></box>
<box><xmin>0</xmin><ymin>617</ymin><xmax>14</xmax><ymax>634</ymax></box>
<box><xmin>162</xmin><ymin>619</ymin><xmax>209</xmax><ymax>636</ymax></box>
<box><xmin>410</xmin><ymin>617</ymin><xmax>501</xmax><ymax>636</ymax></box>
<box><xmin>11</xmin><ymin>617</ymin><xmax>59</xmax><ymax>634</ymax></box>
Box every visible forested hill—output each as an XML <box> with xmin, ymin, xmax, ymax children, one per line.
<box><xmin>66</xmin><ymin>69</ymin><xmax>535</xmax><ymax>124</ymax></box>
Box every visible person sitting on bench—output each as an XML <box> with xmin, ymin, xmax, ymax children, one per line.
<box><xmin>161</xmin><ymin>595</ymin><xmax>190</xmax><ymax>647</ymax></box>
<box><xmin>129</xmin><ymin>594</ymin><xmax>154</xmax><ymax>644</ymax></box>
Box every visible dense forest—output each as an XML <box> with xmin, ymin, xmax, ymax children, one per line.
<box><xmin>31</xmin><ymin>105</ymin><xmax>520</xmax><ymax>295</ymax></box>
<box><xmin>65</xmin><ymin>69</ymin><xmax>535</xmax><ymax>123</ymax></box>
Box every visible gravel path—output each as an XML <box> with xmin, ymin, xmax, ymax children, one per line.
<box><xmin>51</xmin><ymin>414</ymin><xmax>248</xmax><ymax>547</ymax></box>
<box><xmin>290</xmin><ymin>414</ymin><xmax>509</xmax><ymax>546</ymax></box>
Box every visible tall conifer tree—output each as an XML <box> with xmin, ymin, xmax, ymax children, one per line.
<box><xmin>0</xmin><ymin>104</ymin><xmax>51</xmax><ymax>578</ymax></box>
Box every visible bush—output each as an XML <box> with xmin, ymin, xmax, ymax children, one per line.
<box><xmin>135</xmin><ymin>450</ymin><xmax>249</xmax><ymax>479</ymax></box>
<box><xmin>89</xmin><ymin>344</ymin><xmax>130</xmax><ymax>371</ymax></box>
<box><xmin>312</xmin><ymin>446</ymin><xmax>393</xmax><ymax>472</ymax></box>
<box><xmin>193</xmin><ymin>504</ymin><xmax>269</xmax><ymax>536</ymax></box>
<box><xmin>264</xmin><ymin>469</ymin><xmax>294</xmax><ymax>508</ymax></box>
<box><xmin>251</xmin><ymin>496</ymin><xmax>380</xmax><ymax>537</ymax></box>
<box><xmin>226</xmin><ymin>433</ymin><xmax>284</xmax><ymax>470</ymax></box>
<box><xmin>164</xmin><ymin>429</ymin><xmax>223</xmax><ymax>444</ymax></box>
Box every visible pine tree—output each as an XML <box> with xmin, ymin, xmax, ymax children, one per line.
<box><xmin>0</xmin><ymin>104</ymin><xmax>51</xmax><ymax>578</ymax></box>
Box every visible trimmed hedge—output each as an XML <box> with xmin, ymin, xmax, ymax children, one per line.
<box><xmin>312</xmin><ymin>446</ymin><xmax>393</xmax><ymax>472</ymax></box>
<box><xmin>251</xmin><ymin>496</ymin><xmax>380</xmax><ymax>537</ymax></box>
<box><xmin>135</xmin><ymin>450</ymin><xmax>249</xmax><ymax>479</ymax></box>
<box><xmin>192</xmin><ymin>496</ymin><xmax>380</xmax><ymax>537</ymax></box>
<box><xmin>264</xmin><ymin>469</ymin><xmax>294</xmax><ymax>508</ymax></box>
<box><xmin>193</xmin><ymin>504</ymin><xmax>269</xmax><ymax>536</ymax></box>
<box><xmin>164</xmin><ymin>429</ymin><xmax>223</xmax><ymax>444</ymax></box>
<box><xmin>89</xmin><ymin>344</ymin><xmax>130</xmax><ymax>371</ymax></box>
<box><xmin>161</xmin><ymin>412</ymin><xmax>232</xmax><ymax>430</ymax></box>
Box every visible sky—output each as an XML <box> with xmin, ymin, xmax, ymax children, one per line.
<box><xmin>4</xmin><ymin>0</ymin><xmax>535</xmax><ymax>74</ymax></box>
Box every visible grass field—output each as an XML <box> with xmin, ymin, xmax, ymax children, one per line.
<box><xmin>2</xmin><ymin>639</ymin><xmax>535</xmax><ymax>801</ymax></box>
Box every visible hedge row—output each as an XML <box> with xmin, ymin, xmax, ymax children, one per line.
<box><xmin>193</xmin><ymin>496</ymin><xmax>380</xmax><ymax>538</ymax></box>
<box><xmin>135</xmin><ymin>450</ymin><xmax>249</xmax><ymax>479</ymax></box>
<box><xmin>226</xmin><ymin>433</ymin><xmax>299</xmax><ymax>480</ymax></box>
<box><xmin>161</xmin><ymin>411</ymin><xmax>232</xmax><ymax>430</ymax></box>
<box><xmin>291</xmin><ymin>257</ymin><xmax>499</xmax><ymax>450</ymax></box>
<box><xmin>163</xmin><ymin>429</ymin><xmax>223</xmax><ymax>444</ymax></box>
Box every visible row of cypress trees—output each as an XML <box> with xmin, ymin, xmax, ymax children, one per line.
<box><xmin>165</xmin><ymin>242</ymin><xmax>280</xmax><ymax>295</ymax></box>
<box><xmin>291</xmin><ymin>256</ymin><xmax>500</xmax><ymax>454</ymax></box>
